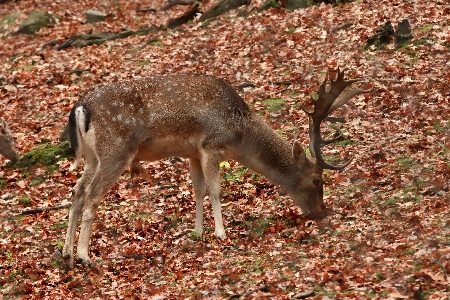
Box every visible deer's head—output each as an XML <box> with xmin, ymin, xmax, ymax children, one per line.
<box><xmin>0</xmin><ymin>117</ymin><xmax>19</xmax><ymax>162</ymax></box>
<box><xmin>288</xmin><ymin>69</ymin><xmax>371</xmax><ymax>218</ymax></box>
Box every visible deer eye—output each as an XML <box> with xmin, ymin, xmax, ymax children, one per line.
<box><xmin>312</xmin><ymin>178</ymin><xmax>321</xmax><ymax>188</ymax></box>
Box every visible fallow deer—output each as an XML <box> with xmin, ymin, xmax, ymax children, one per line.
<box><xmin>0</xmin><ymin>117</ymin><xmax>19</xmax><ymax>162</ymax></box>
<box><xmin>63</xmin><ymin>69</ymin><xmax>370</xmax><ymax>268</ymax></box>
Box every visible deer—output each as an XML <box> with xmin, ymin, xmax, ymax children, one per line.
<box><xmin>0</xmin><ymin>117</ymin><xmax>19</xmax><ymax>162</ymax></box>
<box><xmin>62</xmin><ymin>68</ymin><xmax>370</xmax><ymax>268</ymax></box>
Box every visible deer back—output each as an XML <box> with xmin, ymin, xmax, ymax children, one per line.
<box><xmin>69</xmin><ymin>75</ymin><xmax>252</xmax><ymax>161</ymax></box>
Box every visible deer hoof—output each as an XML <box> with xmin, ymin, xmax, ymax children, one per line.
<box><xmin>77</xmin><ymin>257</ymin><xmax>94</xmax><ymax>268</ymax></box>
<box><xmin>62</xmin><ymin>255</ymin><xmax>75</xmax><ymax>270</ymax></box>
<box><xmin>215</xmin><ymin>231</ymin><xmax>227</xmax><ymax>240</ymax></box>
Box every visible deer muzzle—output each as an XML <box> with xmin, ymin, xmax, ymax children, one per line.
<box><xmin>309</xmin><ymin>203</ymin><xmax>327</xmax><ymax>220</ymax></box>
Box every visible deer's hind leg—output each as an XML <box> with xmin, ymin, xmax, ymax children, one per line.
<box><xmin>189</xmin><ymin>158</ymin><xmax>207</xmax><ymax>238</ymax></box>
<box><xmin>75</xmin><ymin>152</ymin><xmax>135</xmax><ymax>267</ymax></box>
<box><xmin>199</xmin><ymin>149</ymin><xmax>226</xmax><ymax>239</ymax></box>
<box><xmin>63</xmin><ymin>153</ymin><xmax>98</xmax><ymax>269</ymax></box>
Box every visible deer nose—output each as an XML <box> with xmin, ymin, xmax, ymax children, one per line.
<box><xmin>309</xmin><ymin>204</ymin><xmax>326</xmax><ymax>220</ymax></box>
<box><xmin>316</xmin><ymin>203</ymin><xmax>323</xmax><ymax>213</ymax></box>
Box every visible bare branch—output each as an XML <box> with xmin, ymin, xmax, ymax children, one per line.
<box><xmin>21</xmin><ymin>203</ymin><xmax>72</xmax><ymax>215</ymax></box>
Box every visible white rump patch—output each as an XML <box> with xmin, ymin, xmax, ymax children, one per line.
<box><xmin>70</xmin><ymin>106</ymin><xmax>97</xmax><ymax>171</ymax></box>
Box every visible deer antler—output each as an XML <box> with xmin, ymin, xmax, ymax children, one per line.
<box><xmin>303</xmin><ymin>68</ymin><xmax>371</xmax><ymax>170</ymax></box>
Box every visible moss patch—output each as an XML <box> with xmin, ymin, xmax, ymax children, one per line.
<box><xmin>8</xmin><ymin>142</ymin><xmax>73</xmax><ymax>173</ymax></box>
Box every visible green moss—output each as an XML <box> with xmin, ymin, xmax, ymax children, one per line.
<box><xmin>0</xmin><ymin>178</ymin><xmax>7</xmax><ymax>189</ymax></box>
<box><xmin>9</xmin><ymin>142</ymin><xmax>73</xmax><ymax>173</ymax></box>
<box><xmin>0</xmin><ymin>12</ymin><xmax>21</xmax><ymax>33</ymax></box>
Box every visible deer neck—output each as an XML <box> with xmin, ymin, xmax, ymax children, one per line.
<box><xmin>233</xmin><ymin>116</ymin><xmax>296</xmax><ymax>187</ymax></box>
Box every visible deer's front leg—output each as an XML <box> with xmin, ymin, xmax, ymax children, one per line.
<box><xmin>200</xmin><ymin>150</ymin><xmax>226</xmax><ymax>239</ymax></box>
<box><xmin>189</xmin><ymin>158</ymin><xmax>207</xmax><ymax>238</ymax></box>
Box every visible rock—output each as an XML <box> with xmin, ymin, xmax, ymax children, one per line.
<box><xmin>364</xmin><ymin>20</ymin><xmax>394</xmax><ymax>50</ymax></box>
<box><xmin>283</xmin><ymin>0</ymin><xmax>310</xmax><ymax>11</ymax></box>
<box><xmin>86</xmin><ymin>9</ymin><xmax>107</xmax><ymax>23</ymax></box>
<box><xmin>259</xmin><ymin>0</ymin><xmax>281</xmax><ymax>12</ymax></box>
<box><xmin>395</xmin><ymin>19</ymin><xmax>413</xmax><ymax>48</ymax></box>
<box><xmin>0</xmin><ymin>11</ymin><xmax>21</xmax><ymax>33</ymax></box>
<box><xmin>17</xmin><ymin>10</ymin><xmax>61</xmax><ymax>34</ymax></box>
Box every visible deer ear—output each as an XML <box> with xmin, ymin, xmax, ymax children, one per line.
<box><xmin>292</xmin><ymin>140</ymin><xmax>306</xmax><ymax>162</ymax></box>
<box><xmin>0</xmin><ymin>117</ymin><xmax>6</xmax><ymax>133</ymax></box>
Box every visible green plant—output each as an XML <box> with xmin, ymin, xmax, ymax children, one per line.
<box><xmin>221</xmin><ymin>161</ymin><xmax>258</xmax><ymax>182</ymax></box>
<box><xmin>314</xmin><ymin>287</ymin><xmax>337</xmax><ymax>298</ymax></box>
<box><xmin>402</xmin><ymin>248</ymin><xmax>415</xmax><ymax>255</ymax></box>
<box><xmin>190</xmin><ymin>230</ymin><xmax>202</xmax><ymax>241</ymax></box>
<box><xmin>262</xmin><ymin>98</ymin><xmax>286</xmax><ymax>113</ymax></box>
<box><xmin>52</xmin><ymin>220</ymin><xmax>68</xmax><ymax>230</ymax></box>
<box><xmin>433</xmin><ymin>122</ymin><xmax>448</xmax><ymax>133</ymax></box>
<box><xmin>419</xmin><ymin>23</ymin><xmax>434</xmax><ymax>33</ymax></box>
<box><xmin>139</xmin><ymin>60</ymin><xmax>152</xmax><ymax>66</ymax></box>
<box><xmin>382</xmin><ymin>197</ymin><xmax>399</xmax><ymax>207</ymax></box>
<box><xmin>375</xmin><ymin>271</ymin><xmax>385</xmax><ymax>281</ymax></box>
<box><xmin>286</xmin><ymin>26</ymin><xmax>296</xmax><ymax>33</ymax></box>
<box><xmin>249</xmin><ymin>216</ymin><xmax>274</xmax><ymax>236</ymax></box>
<box><xmin>18</xmin><ymin>197</ymin><xmax>31</xmax><ymax>206</ymax></box>
<box><xmin>335</xmin><ymin>139</ymin><xmax>356</xmax><ymax>147</ymax></box>
<box><xmin>164</xmin><ymin>214</ymin><xmax>182</xmax><ymax>231</ymax></box>
<box><xmin>31</xmin><ymin>175</ymin><xmax>46</xmax><ymax>187</ymax></box>
<box><xmin>394</xmin><ymin>156</ymin><xmax>415</xmax><ymax>170</ymax></box>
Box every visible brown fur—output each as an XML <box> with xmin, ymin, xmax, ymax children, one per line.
<box><xmin>0</xmin><ymin>117</ymin><xmax>19</xmax><ymax>162</ymax></box>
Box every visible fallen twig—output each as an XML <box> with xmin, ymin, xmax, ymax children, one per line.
<box><xmin>137</xmin><ymin>7</ymin><xmax>157</xmax><ymax>13</ymax></box>
<box><xmin>228</xmin><ymin>285</ymin><xmax>269</xmax><ymax>299</ymax></box>
<box><xmin>21</xmin><ymin>203</ymin><xmax>72</xmax><ymax>215</ymax></box>
<box><xmin>235</xmin><ymin>82</ymin><xmax>259</xmax><ymax>90</ymax></box>
<box><xmin>293</xmin><ymin>290</ymin><xmax>315</xmax><ymax>299</ymax></box>
<box><xmin>162</xmin><ymin>0</ymin><xmax>197</xmax><ymax>11</ymax></box>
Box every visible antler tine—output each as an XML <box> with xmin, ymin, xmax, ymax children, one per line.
<box><xmin>328</xmin><ymin>84</ymin><xmax>373</xmax><ymax>115</ymax></box>
<box><xmin>307</xmin><ymin>68</ymin><xmax>370</xmax><ymax>170</ymax></box>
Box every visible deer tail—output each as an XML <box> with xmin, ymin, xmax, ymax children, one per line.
<box><xmin>68</xmin><ymin>102</ymin><xmax>91</xmax><ymax>171</ymax></box>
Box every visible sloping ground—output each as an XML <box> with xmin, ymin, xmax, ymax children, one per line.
<box><xmin>0</xmin><ymin>0</ymin><xmax>449</xmax><ymax>298</ymax></box>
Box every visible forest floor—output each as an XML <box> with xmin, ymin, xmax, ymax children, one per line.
<box><xmin>0</xmin><ymin>0</ymin><xmax>449</xmax><ymax>299</ymax></box>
